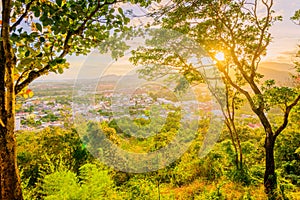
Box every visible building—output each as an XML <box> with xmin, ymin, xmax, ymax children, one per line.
<box><xmin>15</xmin><ymin>116</ymin><xmax>21</xmax><ymax>131</ymax></box>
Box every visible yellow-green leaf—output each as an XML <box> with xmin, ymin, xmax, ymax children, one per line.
<box><xmin>36</xmin><ymin>23</ymin><xmax>42</xmax><ymax>32</ymax></box>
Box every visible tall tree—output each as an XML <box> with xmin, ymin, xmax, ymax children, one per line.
<box><xmin>130</xmin><ymin>30</ymin><xmax>245</xmax><ymax>171</ymax></box>
<box><xmin>0</xmin><ymin>0</ymin><xmax>150</xmax><ymax>198</ymax></box>
<box><xmin>140</xmin><ymin>0</ymin><xmax>300</xmax><ymax>198</ymax></box>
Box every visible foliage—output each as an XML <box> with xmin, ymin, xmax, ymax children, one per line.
<box><xmin>17</xmin><ymin>127</ymin><xmax>92</xmax><ymax>192</ymax></box>
<box><xmin>8</xmin><ymin>0</ymin><xmax>152</xmax><ymax>96</ymax></box>
<box><xmin>122</xmin><ymin>177</ymin><xmax>158</xmax><ymax>200</ymax></box>
<box><xmin>275</xmin><ymin>125</ymin><xmax>300</xmax><ymax>186</ymax></box>
<box><xmin>15</xmin><ymin>116</ymin><xmax>300</xmax><ymax>199</ymax></box>
<box><xmin>40</xmin><ymin>164</ymin><xmax>119</xmax><ymax>200</ymax></box>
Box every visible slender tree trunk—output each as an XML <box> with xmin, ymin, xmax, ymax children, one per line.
<box><xmin>254</xmin><ymin>108</ymin><xmax>278</xmax><ymax>198</ymax></box>
<box><xmin>237</xmin><ymin>138</ymin><xmax>243</xmax><ymax>169</ymax></box>
<box><xmin>231</xmin><ymin>120</ymin><xmax>243</xmax><ymax>169</ymax></box>
<box><xmin>264</xmin><ymin>133</ymin><xmax>276</xmax><ymax>199</ymax></box>
<box><xmin>225</xmin><ymin>121</ymin><xmax>240</xmax><ymax>168</ymax></box>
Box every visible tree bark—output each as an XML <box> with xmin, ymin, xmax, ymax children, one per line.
<box><xmin>0</xmin><ymin>0</ymin><xmax>24</xmax><ymax>197</ymax></box>
<box><xmin>0</xmin><ymin>53</ymin><xmax>23</xmax><ymax>199</ymax></box>
<box><xmin>0</xmin><ymin>42</ymin><xmax>23</xmax><ymax>200</ymax></box>
<box><xmin>0</xmin><ymin>127</ymin><xmax>23</xmax><ymax>200</ymax></box>
<box><xmin>264</xmin><ymin>133</ymin><xmax>276</xmax><ymax>199</ymax></box>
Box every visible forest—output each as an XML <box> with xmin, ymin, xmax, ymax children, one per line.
<box><xmin>0</xmin><ymin>0</ymin><xmax>300</xmax><ymax>199</ymax></box>
<box><xmin>17</xmin><ymin>111</ymin><xmax>300</xmax><ymax>199</ymax></box>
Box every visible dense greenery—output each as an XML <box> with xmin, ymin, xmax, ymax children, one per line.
<box><xmin>17</xmin><ymin>111</ymin><xmax>300</xmax><ymax>199</ymax></box>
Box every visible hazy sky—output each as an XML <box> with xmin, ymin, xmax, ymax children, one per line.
<box><xmin>265</xmin><ymin>0</ymin><xmax>300</xmax><ymax>63</ymax></box>
<box><xmin>38</xmin><ymin>0</ymin><xmax>300</xmax><ymax>81</ymax></box>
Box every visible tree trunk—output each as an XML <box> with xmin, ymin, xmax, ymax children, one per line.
<box><xmin>0</xmin><ymin>0</ymin><xmax>23</xmax><ymax>195</ymax></box>
<box><xmin>264</xmin><ymin>134</ymin><xmax>276</xmax><ymax>199</ymax></box>
<box><xmin>225</xmin><ymin>121</ymin><xmax>239</xmax><ymax>168</ymax></box>
<box><xmin>231</xmin><ymin>121</ymin><xmax>243</xmax><ymax>169</ymax></box>
<box><xmin>0</xmin><ymin>51</ymin><xmax>23</xmax><ymax>199</ymax></box>
<box><xmin>0</xmin><ymin>126</ymin><xmax>23</xmax><ymax>200</ymax></box>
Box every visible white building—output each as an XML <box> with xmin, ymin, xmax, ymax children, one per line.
<box><xmin>15</xmin><ymin>116</ymin><xmax>21</xmax><ymax>131</ymax></box>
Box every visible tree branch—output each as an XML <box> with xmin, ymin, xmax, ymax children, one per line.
<box><xmin>15</xmin><ymin>64</ymin><xmax>50</xmax><ymax>94</ymax></box>
<box><xmin>220</xmin><ymin>67</ymin><xmax>257</xmax><ymax>111</ymax></box>
<box><xmin>15</xmin><ymin>68</ymin><xmax>30</xmax><ymax>88</ymax></box>
<box><xmin>10</xmin><ymin>0</ymin><xmax>36</xmax><ymax>31</ymax></box>
<box><xmin>250</xmin><ymin>0</ymin><xmax>273</xmax><ymax>79</ymax></box>
<box><xmin>275</xmin><ymin>94</ymin><xmax>300</xmax><ymax>137</ymax></box>
<box><xmin>15</xmin><ymin>0</ymin><xmax>119</xmax><ymax>93</ymax></box>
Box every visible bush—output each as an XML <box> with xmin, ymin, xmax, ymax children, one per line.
<box><xmin>39</xmin><ymin>163</ymin><xmax>119</xmax><ymax>200</ymax></box>
<box><xmin>227</xmin><ymin>167</ymin><xmax>252</xmax><ymax>186</ymax></box>
<box><xmin>122</xmin><ymin>177</ymin><xmax>158</xmax><ymax>200</ymax></box>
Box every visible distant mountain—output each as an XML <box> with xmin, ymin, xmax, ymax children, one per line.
<box><xmin>98</xmin><ymin>74</ymin><xmax>120</xmax><ymax>82</ymax></box>
<box><xmin>31</xmin><ymin>62</ymin><xmax>296</xmax><ymax>87</ymax></box>
<box><xmin>258</xmin><ymin>62</ymin><xmax>295</xmax><ymax>85</ymax></box>
<box><xmin>259</xmin><ymin>62</ymin><xmax>294</xmax><ymax>72</ymax></box>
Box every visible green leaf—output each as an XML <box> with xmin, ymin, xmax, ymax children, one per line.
<box><xmin>56</xmin><ymin>0</ymin><xmax>62</xmax><ymax>7</ymax></box>
<box><xmin>39</xmin><ymin>37</ymin><xmax>45</xmax><ymax>43</ymax></box>
<box><xmin>11</xmin><ymin>33</ymin><xmax>19</xmax><ymax>41</ymax></box>
<box><xmin>25</xmin><ymin>51</ymin><xmax>30</xmax><ymax>57</ymax></box>
<box><xmin>49</xmin><ymin>60</ymin><xmax>57</xmax><ymax>67</ymax></box>
<box><xmin>118</xmin><ymin>7</ymin><xmax>124</xmax><ymax>15</ymax></box>
<box><xmin>58</xmin><ymin>67</ymin><xmax>63</xmax><ymax>74</ymax></box>
<box><xmin>56</xmin><ymin>58</ymin><xmax>65</xmax><ymax>64</ymax></box>
<box><xmin>36</xmin><ymin>23</ymin><xmax>42</xmax><ymax>32</ymax></box>
<box><xmin>17</xmin><ymin>28</ymin><xmax>23</xmax><ymax>33</ymax></box>
<box><xmin>34</xmin><ymin>10</ymin><xmax>40</xmax><ymax>18</ymax></box>
<box><xmin>21</xmin><ymin>58</ymin><xmax>32</xmax><ymax>65</ymax></box>
<box><xmin>36</xmin><ymin>52</ymin><xmax>43</xmax><ymax>57</ymax></box>
<box><xmin>109</xmin><ymin>8</ymin><xmax>115</xmax><ymax>14</ymax></box>
<box><xmin>30</xmin><ymin>32</ymin><xmax>39</xmax><ymax>37</ymax></box>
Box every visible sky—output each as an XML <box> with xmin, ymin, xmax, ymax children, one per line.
<box><xmin>37</xmin><ymin>0</ymin><xmax>300</xmax><ymax>81</ymax></box>
<box><xmin>265</xmin><ymin>0</ymin><xmax>300</xmax><ymax>64</ymax></box>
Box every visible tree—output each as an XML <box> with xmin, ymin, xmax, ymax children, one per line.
<box><xmin>221</xmin><ymin>85</ymin><xmax>244</xmax><ymax>170</ymax></box>
<box><xmin>0</xmin><ymin>0</ymin><xmax>150</xmax><ymax>198</ymax></box>
<box><xmin>17</xmin><ymin>127</ymin><xmax>92</xmax><ymax>198</ymax></box>
<box><xmin>135</xmin><ymin>0</ymin><xmax>300</xmax><ymax>198</ymax></box>
<box><xmin>130</xmin><ymin>29</ymin><xmax>245</xmax><ymax>171</ymax></box>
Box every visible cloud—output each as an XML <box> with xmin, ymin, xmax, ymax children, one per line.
<box><xmin>279</xmin><ymin>50</ymin><xmax>297</xmax><ymax>56</ymax></box>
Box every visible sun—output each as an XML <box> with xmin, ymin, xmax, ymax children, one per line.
<box><xmin>215</xmin><ymin>52</ymin><xmax>225</xmax><ymax>61</ymax></box>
